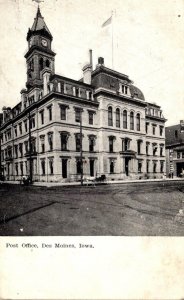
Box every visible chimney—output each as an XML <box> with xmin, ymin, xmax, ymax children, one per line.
<box><xmin>20</xmin><ymin>89</ymin><xmax>27</xmax><ymax>110</ymax></box>
<box><xmin>89</xmin><ymin>49</ymin><xmax>93</xmax><ymax>70</ymax></box>
<box><xmin>41</xmin><ymin>68</ymin><xmax>51</xmax><ymax>96</ymax></box>
<box><xmin>2</xmin><ymin>106</ymin><xmax>7</xmax><ymax>123</ymax></box>
<box><xmin>98</xmin><ymin>57</ymin><xmax>104</xmax><ymax>65</ymax></box>
<box><xmin>82</xmin><ymin>50</ymin><xmax>93</xmax><ymax>85</ymax></box>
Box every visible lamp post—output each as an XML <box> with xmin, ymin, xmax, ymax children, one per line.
<box><xmin>79</xmin><ymin>112</ymin><xmax>83</xmax><ymax>186</ymax></box>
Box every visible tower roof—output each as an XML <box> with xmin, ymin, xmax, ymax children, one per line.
<box><xmin>27</xmin><ymin>6</ymin><xmax>53</xmax><ymax>40</ymax></box>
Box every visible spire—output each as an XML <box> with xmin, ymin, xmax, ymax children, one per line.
<box><xmin>27</xmin><ymin>6</ymin><xmax>52</xmax><ymax>41</ymax></box>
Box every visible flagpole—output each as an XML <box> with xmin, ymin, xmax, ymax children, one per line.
<box><xmin>111</xmin><ymin>11</ymin><xmax>114</xmax><ymax>69</ymax></box>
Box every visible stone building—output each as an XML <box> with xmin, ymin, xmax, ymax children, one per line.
<box><xmin>165</xmin><ymin>121</ymin><xmax>184</xmax><ymax>177</ymax></box>
<box><xmin>0</xmin><ymin>7</ymin><xmax>166</xmax><ymax>182</ymax></box>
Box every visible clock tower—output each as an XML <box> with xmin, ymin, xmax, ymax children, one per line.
<box><xmin>25</xmin><ymin>7</ymin><xmax>56</xmax><ymax>90</ymax></box>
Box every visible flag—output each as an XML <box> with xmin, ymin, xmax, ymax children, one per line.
<box><xmin>102</xmin><ymin>16</ymin><xmax>112</xmax><ymax>27</ymax></box>
<box><xmin>32</xmin><ymin>0</ymin><xmax>44</xmax><ymax>3</ymax></box>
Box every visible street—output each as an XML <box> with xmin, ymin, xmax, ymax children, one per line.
<box><xmin>0</xmin><ymin>180</ymin><xmax>184</xmax><ymax>236</ymax></box>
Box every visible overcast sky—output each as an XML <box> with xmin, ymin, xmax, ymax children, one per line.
<box><xmin>0</xmin><ymin>0</ymin><xmax>183</xmax><ymax>126</ymax></box>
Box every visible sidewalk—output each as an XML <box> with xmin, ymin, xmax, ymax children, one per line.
<box><xmin>1</xmin><ymin>177</ymin><xmax>184</xmax><ymax>188</ymax></box>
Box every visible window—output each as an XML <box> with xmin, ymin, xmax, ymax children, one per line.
<box><xmin>24</xmin><ymin>141</ymin><xmax>29</xmax><ymax>153</ymax></box>
<box><xmin>48</xmin><ymin>106</ymin><xmax>52</xmax><ymax>121</ymax></box>
<box><xmin>137</xmin><ymin>140</ymin><xmax>142</xmax><ymax>155</ymax></box>
<box><xmin>160</xmin><ymin>126</ymin><xmax>164</xmax><ymax>136</ymax></box>
<box><xmin>153</xmin><ymin>144</ymin><xmax>157</xmax><ymax>156</ymax></box>
<box><xmin>130</xmin><ymin>111</ymin><xmax>134</xmax><ymax>130</ymax></box>
<box><xmin>177</xmin><ymin>152</ymin><xmax>180</xmax><ymax>159</ymax></box>
<box><xmin>88</xmin><ymin>111</ymin><xmax>94</xmax><ymax>125</ymax></box>
<box><xmin>75</xmin><ymin>134</ymin><xmax>81</xmax><ymax>152</ymax></box>
<box><xmin>75</xmin><ymin>108</ymin><xmax>82</xmax><ymax>122</ymax></box>
<box><xmin>136</xmin><ymin>113</ymin><xmax>140</xmax><ymax>131</ymax></box>
<box><xmin>60</xmin><ymin>106</ymin><xmax>67</xmax><ymax>120</ymax></box>
<box><xmin>122</xmin><ymin>138</ymin><xmax>130</xmax><ymax>151</ymax></box>
<box><xmin>76</xmin><ymin>160</ymin><xmax>82</xmax><ymax>174</ymax></box>
<box><xmin>146</xmin><ymin>142</ymin><xmax>149</xmax><ymax>155</ymax></box>
<box><xmin>122</xmin><ymin>85</ymin><xmax>128</xmax><ymax>94</ymax></box>
<box><xmin>110</xmin><ymin>161</ymin><xmax>114</xmax><ymax>174</ymax></box>
<box><xmin>75</xmin><ymin>87</ymin><xmax>80</xmax><ymax>97</ymax></box>
<box><xmin>115</xmin><ymin>108</ymin><xmax>120</xmax><ymax>128</ymax></box>
<box><xmin>46</xmin><ymin>59</ymin><xmax>50</xmax><ymax>68</ymax></box>
<box><xmin>60</xmin><ymin>133</ymin><xmax>68</xmax><ymax>151</ymax></box>
<box><xmin>146</xmin><ymin>160</ymin><xmax>150</xmax><ymax>173</ymax></box>
<box><xmin>20</xmin><ymin>162</ymin><xmax>23</xmax><ymax>176</ymax></box>
<box><xmin>108</xmin><ymin>107</ymin><xmax>113</xmax><ymax>126</ymax></box>
<box><xmin>49</xmin><ymin>159</ymin><xmax>54</xmax><ymax>175</ymax></box>
<box><xmin>15</xmin><ymin>163</ymin><xmax>19</xmax><ymax>176</ymax></box>
<box><xmin>153</xmin><ymin>161</ymin><xmax>157</xmax><ymax>173</ymax></box>
<box><xmin>24</xmin><ymin>120</ymin><xmax>28</xmax><ymax>132</ymax></box>
<box><xmin>182</xmin><ymin>152</ymin><xmax>184</xmax><ymax>158</ymax></box>
<box><xmin>30</xmin><ymin>115</ymin><xmax>35</xmax><ymax>129</ymax></box>
<box><xmin>88</xmin><ymin>135</ymin><xmax>96</xmax><ymax>152</ymax></box>
<box><xmin>14</xmin><ymin>145</ymin><xmax>18</xmax><ymax>158</ymax></box>
<box><xmin>31</xmin><ymin>138</ymin><xmax>36</xmax><ymax>153</ymax></box>
<box><xmin>39</xmin><ymin>58</ymin><xmax>44</xmax><ymax>70</ymax></box>
<box><xmin>19</xmin><ymin>123</ymin><xmax>22</xmax><ymax>135</ymax></box>
<box><xmin>40</xmin><ymin>110</ymin><xmax>44</xmax><ymax>125</ymax></box>
<box><xmin>19</xmin><ymin>143</ymin><xmax>23</xmax><ymax>157</ymax></box>
<box><xmin>14</xmin><ymin>126</ymin><xmax>17</xmax><ymax>137</ymax></box>
<box><xmin>123</xmin><ymin>110</ymin><xmax>127</xmax><ymax>129</ymax></box>
<box><xmin>160</xmin><ymin>145</ymin><xmax>164</xmax><ymax>157</ymax></box>
<box><xmin>152</xmin><ymin>125</ymin><xmax>156</xmax><ymax>135</ymax></box>
<box><xmin>109</xmin><ymin>136</ymin><xmax>114</xmax><ymax>153</ymax></box>
<box><xmin>41</xmin><ymin>160</ymin><xmax>45</xmax><ymax>175</ymax></box>
<box><xmin>138</xmin><ymin>160</ymin><xmax>142</xmax><ymax>173</ymax></box>
<box><xmin>40</xmin><ymin>135</ymin><xmax>45</xmax><ymax>153</ymax></box>
<box><xmin>48</xmin><ymin>132</ymin><xmax>53</xmax><ymax>151</ymax></box>
<box><xmin>146</xmin><ymin>122</ymin><xmax>149</xmax><ymax>134</ymax></box>
<box><xmin>160</xmin><ymin>161</ymin><xmax>164</xmax><ymax>173</ymax></box>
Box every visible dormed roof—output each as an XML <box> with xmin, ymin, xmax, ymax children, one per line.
<box><xmin>27</xmin><ymin>7</ymin><xmax>52</xmax><ymax>40</ymax></box>
<box><xmin>129</xmin><ymin>85</ymin><xmax>145</xmax><ymax>101</ymax></box>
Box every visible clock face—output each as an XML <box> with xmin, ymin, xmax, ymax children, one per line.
<box><xmin>41</xmin><ymin>39</ymin><xmax>48</xmax><ymax>47</ymax></box>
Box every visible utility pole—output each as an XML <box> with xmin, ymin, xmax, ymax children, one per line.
<box><xmin>28</xmin><ymin>111</ymin><xmax>32</xmax><ymax>184</ymax></box>
<box><xmin>79</xmin><ymin>111</ymin><xmax>83</xmax><ymax>186</ymax></box>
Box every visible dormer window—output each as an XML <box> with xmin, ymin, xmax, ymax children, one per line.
<box><xmin>122</xmin><ymin>85</ymin><xmax>128</xmax><ymax>95</ymax></box>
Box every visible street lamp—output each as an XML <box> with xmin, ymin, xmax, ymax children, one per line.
<box><xmin>76</xmin><ymin>110</ymin><xmax>83</xmax><ymax>186</ymax></box>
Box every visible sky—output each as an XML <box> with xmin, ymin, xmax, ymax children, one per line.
<box><xmin>0</xmin><ymin>0</ymin><xmax>183</xmax><ymax>126</ymax></box>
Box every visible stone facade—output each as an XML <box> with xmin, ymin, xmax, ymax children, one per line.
<box><xmin>165</xmin><ymin>121</ymin><xmax>184</xmax><ymax>177</ymax></box>
<box><xmin>0</xmin><ymin>8</ymin><xmax>166</xmax><ymax>182</ymax></box>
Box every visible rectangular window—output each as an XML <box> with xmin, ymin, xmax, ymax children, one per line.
<box><xmin>76</xmin><ymin>160</ymin><xmax>82</xmax><ymax>174</ymax></box>
<box><xmin>76</xmin><ymin>135</ymin><xmax>81</xmax><ymax>152</ymax></box>
<box><xmin>138</xmin><ymin>161</ymin><xmax>142</xmax><ymax>173</ymax></box>
<box><xmin>15</xmin><ymin>163</ymin><xmax>19</xmax><ymax>176</ymax></box>
<box><xmin>61</xmin><ymin>134</ymin><xmax>68</xmax><ymax>151</ymax></box>
<box><xmin>160</xmin><ymin>161</ymin><xmax>164</xmax><ymax>173</ymax></box>
<box><xmin>40</xmin><ymin>110</ymin><xmax>44</xmax><ymax>125</ymax></box>
<box><xmin>146</xmin><ymin>142</ymin><xmax>149</xmax><ymax>155</ymax></box>
<box><xmin>160</xmin><ymin>147</ymin><xmax>163</xmax><ymax>157</ymax></box>
<box><xmin>177</xmin><ymin>152</ymin><xmax>180</xmax><ymax>159</ymax></box>
<box><xmin>109</xmin><ymin>137</ymin><xmax>114</xmax><ymax>153</ymax></box>
<box><xmin>19</xmin><ymin>144</ymin><xmax>23</xmax><ymax>157</ymax></box>
<box><xmin>20</xmin><ymin>162</ymin><xmax>23</xmax><ymax>176</ymax></box>
<box><xmin>147</xmin><ymin>161</ymin><xmax>149</xmax><ymax>173</ymax></box>
<box><xmin>14</xmin><ymin>145</ymin><xmax>18</xmax><ymax>158</ymax></box>
<box><xmin>30</xmin><ymin>116</ymin><xmax>35</xmax><ymax>129</ymax></box>
<box><xmin>75</xmin><ymin>109</ymin><xmax>81</xmax><ymax>122</ymax></box>
<box><xmin>48</xmin><ymin>106</ymin><xmax>52</xmax><ymax>121</ymax></box>
<box><xmin>88</xmin><ymin>111</ymin><xmax>94</xmax><ymax>125</ymax></box>
<box><xmin>110</xmin><ymin>161</ymin><xmax>114</xmax><ymax>174</ymax></box>
<box><xmin>49</xmin><ymin>159</ymin><xmax>54</xmax><ymax>175</ymax></box>
<box><xmin>182</xmin><ymin>152</ymin><xmax>184</xmax><ymax>158</ymax></box>
<box><xmin>60</xmin><ymin>106</ymin><xmax>66</xmax><ymax>120</ymax></box>
<box><xmin>19</xmin><ymin>123</ymin><xmax>22</xmax><ymax>135</ymax></box>
<box><xmin>89</xmin><ymin>138</ymin><xmax>94</xmax><ymax>152</ymax></box>
<box><xmin>14</xmin><ymin>126</ymin><xmax>17</xmax><ymax>137</ymax></box>
<box><xmin>48</xmin><ymin>133</ymin><xmax>53</xmax><ymax>151</ymax></box>
<box><xmin>24</xmin><ymin>120</ymin><xmax>28</xmax><ymax>132</ymax></box>
<box><xmin>160</xmin><ymin>126</ymin><xmax>163</xmax><ymax>136</ymax></box>
<box><xmin>153</xmin><ymin>162</ymin><xmax>157</xmax><ymax>173</ymax></box>
<box><xmin>152</xmin><ymin>125</ymin><xmax>156</xmax><ymax>135</ymax></box>
<box><xmin>41</xmin><ymin>143</ymin><xmax>45</xmax><ymax>153</ymax></box>
<box><xmin>41</xmin><ymin>160</ymin><xmax>45</xmax><ymax>175</ymax></box>
<box><xmin>137</xmin><ymin>141</ymin><xmax>142</xmax><ymax>155</ymax></box>
<box><xmin>146</xmin><ymin>123</ymin><xmax>149</xmax><ymax>134</ymax></box>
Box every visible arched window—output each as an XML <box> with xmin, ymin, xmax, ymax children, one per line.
<box><xmin>46</xmin><ymin>59</ymin><xmax>50</xmax><ymax>68</ymax></box>
<box><xmin>123</xmin><ymin>110</ymin><xmax>127</xmax><ymax>129</ymax></box>
<box><xmin>136</xmin><ymin>113</ymin><xmax>140</xmax><ymax>131</ymax></box>
<box><xmin>39</xmin><ymin>58</ymin><xmax>44</xmax><ymax>71</ymax></box>
<box><xmin>116</xmin><ymin>108</ymin><xmax>120</xmax><ymax>127</ymax></box>
<box><xmin>108</xmin><ymin>106</ymin><xmax>113</xmax><ymax>126</ymax></box>
<box><xmin>130</xmin><ymin>111</ymin><xmax>134</xmax><ymax>130</ymax></box>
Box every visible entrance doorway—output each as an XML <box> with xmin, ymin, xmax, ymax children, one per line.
<box><xmin>90</xmin><ymin>160</ymin><xmax>94</xmax><ymax>177</ymax></box>
<box><xmin>176</xmin><ymin>162</ymin><xmax>184</xmax><ymax>177</ymax></box>
<box><xmin>62</xmin><ymin>159</ymin><xmax>67</xmax><ymax>178</ymax></box>
<box><xmin>125</xmin><ymin>158</ymin><xmax>130</xmax><ymax>176</ymax></box>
